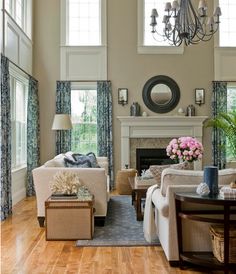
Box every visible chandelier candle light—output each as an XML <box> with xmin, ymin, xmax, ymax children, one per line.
<box><xmin>150</xmin><ymin>0</ymin><xmax>222</xmax><ymax>46</ymax></box>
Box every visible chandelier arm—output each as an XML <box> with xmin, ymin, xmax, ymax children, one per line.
<box><xmin>152</xmin><ymin>31</ymin><xmax>168</xmax><ymax>43</ymax></box>
<box><xmin>150</xmin><ymin>0</ymin><xmax>221</xmax><ymax>46</ymax></box>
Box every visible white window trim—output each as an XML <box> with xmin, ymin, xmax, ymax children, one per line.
<box><xmin>9</xmin><ymin>63</ymin><xmax>29</xmax><ymax>84</ymax></box>
<box><xmin>71</xmin><ymin>82</ymin><xmax>97</xmax><ymax>91</ymax></box>
<box><xmin>137</xmin><ymin>0</ymin><xmax>184</xmax><ymax>54</ymax></box>
<box><xmin>60</xmin><ymin>0</ymin><xmax>107</xmax><ymax>47</ymax></box>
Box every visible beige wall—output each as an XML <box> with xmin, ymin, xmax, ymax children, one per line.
<box><xmin>33</xmin><ymin>0</ymin><xmax>60</xmax><ymax>163</ymax></box>
<box><xmin>34</xmin><ymin>0</ymin><xmax>214</xmax><ymax>176</ymax></box>
<box><xmin>108</xmin><ymin>0</ymin><xmax>213</xmax><ymax>174</ymax></box>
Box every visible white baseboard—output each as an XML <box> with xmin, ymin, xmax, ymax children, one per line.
<box><xmin>12</xmin><ymin>188</ymin><xmax>26</xmax><ymax>206</ymax></box>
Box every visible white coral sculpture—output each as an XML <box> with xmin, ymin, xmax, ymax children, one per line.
<box><xmin>50</xmin><ymin>171</ymin><xmax>82</xmax><ymax>195</ymax></box>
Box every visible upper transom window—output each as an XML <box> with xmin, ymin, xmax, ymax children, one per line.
<box><xmin>144</xmin><ymin>0</ymin><xmax>170</xmax><ymax>46</ymax></box>
<box><xmin>68</xmin><ymin>0</ymin><xmax>101</xmax><ymax>46</ymax></box>
<box><xmin>219</xmin><ymin>0</ymin><xmax>236</xmax><ymax>47</ymax></box>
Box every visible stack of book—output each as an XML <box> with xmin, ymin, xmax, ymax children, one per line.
<box><xmin>51</xmin><ymin>193</ymin><xmax>78</xmax><ymax>200</ymax></box>
<box><xmin>219</xmin><ymin>186</ymin><xmax>236</xmax><ymax>199</ymax></box>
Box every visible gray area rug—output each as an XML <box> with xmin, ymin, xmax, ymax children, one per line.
<box><xmin>76</xmin><ymin>195</ymin><xmax>160</xmax><ymax>246</ymax></box>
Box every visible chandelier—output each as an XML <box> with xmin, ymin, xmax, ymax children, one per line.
<box><xmin>150</xmin><ymin>0</ymin><xmax>222</xmax><ymax>46</ymax></box>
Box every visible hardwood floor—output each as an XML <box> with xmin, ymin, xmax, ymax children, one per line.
<box><xmin>1</xmin><ymin>197</ymin><xmax>227</xmax><ymax>274</ymax></box>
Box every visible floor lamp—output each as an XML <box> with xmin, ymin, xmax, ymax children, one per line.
<box><xmin>52</xmin><ymin>114</ymin><xmax>73</xmax><ymax>154</ymax></box>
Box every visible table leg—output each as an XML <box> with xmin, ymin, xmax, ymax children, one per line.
<box><xmin>175</xmin><ymin>198</ymin><xmax>184</xmax><ymax>269</ymax></box>
<box><xmin>136</xmin><ymin>192</ymin><xmax>142</xmax><ymax>221</ymax></box>
<box><xmin>131</xmin><ymin>190</ymin><xmax>135</xmax><ymax>205</ymax></box>
<box><xmin>224</xmin><ymin>205</ymin><xmax>230</xmax><ymax>274</ymax></box>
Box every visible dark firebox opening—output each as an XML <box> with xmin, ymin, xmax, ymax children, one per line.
<box><xmin>136</xmin><ymin>148</ymin><xmax>175</xmax><ymax>175</ymax></box>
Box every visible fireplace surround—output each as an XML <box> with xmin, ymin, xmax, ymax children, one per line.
<box><xmin>117</xmin><ymin>116</ymin><xmax>208</xmax><ymax>170</ymax></box>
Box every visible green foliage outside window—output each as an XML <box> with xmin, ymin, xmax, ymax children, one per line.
<box><xmin>71</xmin><ymin>89</ymin><xmax>97</xmax><ymax>155</ymax></box>
<box><xmin>226</xmin><ymin>87</ymin><xmax>236</xmax><ymax>161</ymax></box>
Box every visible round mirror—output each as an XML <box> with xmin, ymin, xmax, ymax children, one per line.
<box><xmin>150</xmin><ymin>84</ymin><xmax>172</xmax><ymax>105</ymax></box>
<box><xmin>142</xmin><ymin>75</ymin><xmax>180</xmax><ymax>113</ymax></box>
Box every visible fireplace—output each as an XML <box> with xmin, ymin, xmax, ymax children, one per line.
<box><xmin>117</xmin><ymin>116</ymin><xmax>208</xmax><ymax>171</ymax></box>
<box><xmin>136</xmin><ymin>148</ymin><xmax>175</xmax><ymax>175</ymax></box>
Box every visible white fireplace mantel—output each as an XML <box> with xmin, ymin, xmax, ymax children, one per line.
<box><xmin>117</xmin><ymin>116</ymin><xmax>208</xmax><ymax>170</ymax></box>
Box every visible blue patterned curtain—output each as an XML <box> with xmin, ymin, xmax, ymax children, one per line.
<box><xmin>56</xmin><ymin>81</ymin><xmax>71</xmax><ymax>154</ymax></box>
<box><xmin>97</xmin><ymin>81</ymin><xmax>114</xmax><ymax>189</ymax></box>
<box><xmin>1</xmin><ymin>55</ymin><xmax>12</xmax><ymax>220</ymax></box>
<box><xmin>27</xmin><ymin>77</ymin><xmax>40</xmax><ymax>196</ymax></box>
<box><xmin>212</xmin><ymin>81</ymin><xmax>227</xmax><ymax>169</ymax></box>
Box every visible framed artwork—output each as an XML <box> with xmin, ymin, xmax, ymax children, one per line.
<box><xmin>195</xmin><ymin>88</ymin><xmax>205</xmax><ymax>106</ymax></box>
<box><xmin>118</xmin><ymin>88</ymin><xmax>128</xmax><ymax>106</ymax></box>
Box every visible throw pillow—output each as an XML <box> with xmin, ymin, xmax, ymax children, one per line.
<box><xmin>73</xmin><ymin>152</ymin><xmax>100</xmax><ymax>168</ymax></box>
<box><xmin>64</xmin><ymin>151</ymin><xmax>75</xmax><ymax>162</ymax></box>
<box><xmin>64</xmin><ymin>157</ymin><xmax>92</xmax><ymax>168</ymax></box>
<box><xmin>44</xmin><ymin>158</ymin><xmax>65</xmax><ymax>167</ymax></box>
<box><xmin>149</xmin><ymin>162</ymin><xmax>189</xmax><ymax>185</ymax></box>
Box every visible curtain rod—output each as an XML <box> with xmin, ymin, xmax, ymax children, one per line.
<box><xmin>212</xmin><ymin>80</ymin><xmax>236</xmax><ymax>83</ymax></box>
<box><xmin>8</xmin><ymin>59</ymin><xmax>37</xmax><ymax>81</ymax></box>
<box><xmin>58</xmin><ymin>80</ymin><xmax>111</xmax><ymax>82</ymax></box>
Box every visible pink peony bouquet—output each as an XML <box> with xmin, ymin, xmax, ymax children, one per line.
<box><xmin>166</xmin><ymin>136</ymin><xmax>203</xmax><ymax>162</ymax></box>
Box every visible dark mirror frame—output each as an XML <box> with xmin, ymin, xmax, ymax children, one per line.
<box><xmin>142</xmin><ymin>75</ymin><xmax>180</xmax><ymax>113</ymax></box>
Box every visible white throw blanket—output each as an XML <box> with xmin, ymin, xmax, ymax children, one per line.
<box><xmin>143</xmin><ymin>184</ymin><xmax>159</xmax><ymax>242</ymax></box>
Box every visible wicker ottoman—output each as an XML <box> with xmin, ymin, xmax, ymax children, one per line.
<box><xmin>116</xmin><ymin>169</ymin><xmax>137</xmax><ymax>195</ymax></box>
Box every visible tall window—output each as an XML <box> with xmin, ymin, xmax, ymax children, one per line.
<box><xmin>10</xmin><ymin>73</ymin><xmax>28</xmax><ymax>169</ymax></box>
<box><xmin>219</xmin><ymin>0</ymin><xmax>236</xmax><ymax>47</ymax></box>
<box><xmin>68</xmin><ymin>0</ymin><xmax>101</xmax><ymax>45</ymax></box>
<box><xmin>15</xmin><ymin>0</ymin><xmax>24</xmax><ymax>28</ymax></box>
<box><xmin>71</xmin><ymin>87</ymin><xmax>97</xmax><ymax>154</ymax></box>
<box><xmin>144</xmin><ymin>0</ymin><xmax>170</xmax><ymax>46</ymax></box>
<box><xmin>4</xmin><ymin>0</ymin><xmax>33</xmax><ymax>38</ymax></box>
<box><xmin>138</xmin><ymin>0</ymin><xmax>183</xmax><ymax>54</ymax></box>
<box><xmin>226</xmin><ymin>83</ymin><xmax>236</xmax><ymax>161</ymax></box>
<box><xmin>5</xmin><ymin>0</ymin><xmax>12</xmax><ymax>13</ymax></box>
<box><xmin>4</xmin><ymin>0</ymin><xmax>26</xmax><ymax>31</ymax></box>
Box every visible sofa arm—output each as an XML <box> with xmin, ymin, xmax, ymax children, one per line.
<box><xmin>160</xmin><ymin>169</ymin><xmax>203</xmax><ymax>197</ymax></box>
<box><xmin>97</xmin><ymin>157</ymin><xmax>108</xmax><ymax>175</ymax></box>
<box><xmin>153</xmin><ymin>185</ymin><xmax>197</xmax><ymax>219</ymax></box>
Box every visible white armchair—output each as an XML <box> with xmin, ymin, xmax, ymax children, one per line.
<box><xmin>151</xmin><ymin>168</ymin><xmax>236</xmax><ymax>264</ymax></box>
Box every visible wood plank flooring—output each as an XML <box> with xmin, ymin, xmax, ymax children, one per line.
<box><xmin>1</xmin><ymin>197</ymin><xmax>227</xmax><ymax>274</ymax></box>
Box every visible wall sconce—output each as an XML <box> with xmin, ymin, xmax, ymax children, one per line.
<box><xmin>195</xmin><ymin>88</ymin><xmax>205</xmax><ymax>106</ymax></box>
<box><xmin>118</xmin><ymin>88</ymin><xmax>128</xmax><ymax>106</ymax></box>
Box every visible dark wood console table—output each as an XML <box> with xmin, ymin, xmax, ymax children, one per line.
<box><xmin>129</xmin><ymin>177</ymin><xmax>149</xmax><ymax>221</ymax></box>
<box><xmin>174</xmin><ymin>193</ymin><xmax>236</xmax><ymax>274</ymax></box>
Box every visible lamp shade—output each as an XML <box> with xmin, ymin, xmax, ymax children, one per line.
<box><xmin>51</xmin><ymin>114</ymin><xmax>73</xmax><ymax>130</ymax></box>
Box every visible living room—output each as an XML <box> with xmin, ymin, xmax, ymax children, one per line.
<box><xmin>1</xmin><ymin>0</ymin><xmax>236</xmax><ymax>273</ymax></box>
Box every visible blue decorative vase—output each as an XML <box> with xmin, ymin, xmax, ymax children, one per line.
<box><xmin>203</xmin><ymin>166</ymin><xmax>219</xmax><ymax>196</ymax></box>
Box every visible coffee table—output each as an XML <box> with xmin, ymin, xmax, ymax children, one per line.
<box><xmin>129</xmin><ymin>177</ymin><xmax>150</xmax><ymax>221</ymax></box>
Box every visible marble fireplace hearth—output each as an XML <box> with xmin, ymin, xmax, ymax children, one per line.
<box><xmin>117</xmin><ymin>116</ymin><xmax>208</xmax><ymax>171</ymax></box>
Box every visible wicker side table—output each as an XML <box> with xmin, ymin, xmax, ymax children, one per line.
<box><xmin>116</xmin><ymin>169</ymin><xmax>137</xmax><ymax>195</ymax></box>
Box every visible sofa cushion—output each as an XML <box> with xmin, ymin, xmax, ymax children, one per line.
<box><xmin>72</xmin><ymin>152</ymin><xmax>100</xmax><ymax>168</ymax></box>
<box><xmin>149</xmin><ymin>161</ymin><xmax>189</xmax><ymax>185</ymax></box>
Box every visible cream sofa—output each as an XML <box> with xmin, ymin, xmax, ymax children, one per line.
<box><xmin>33</xmin><ymin>155</ymin><xmax>110</xmax><ymax>227</ymax></box>
<box><xmin>151</xmin><ymin>168</ymin><xmax>236</xmax><ymax>265</ymax></box>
